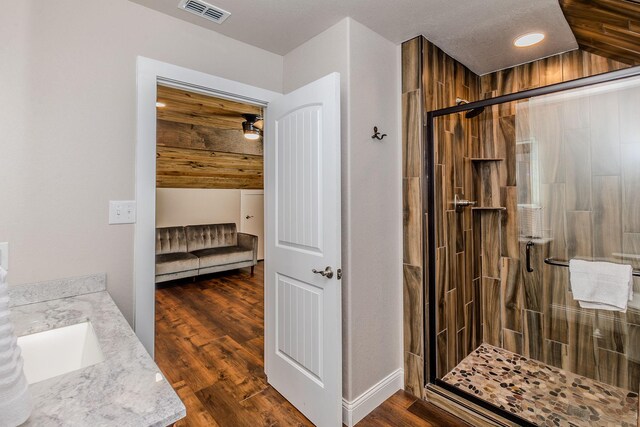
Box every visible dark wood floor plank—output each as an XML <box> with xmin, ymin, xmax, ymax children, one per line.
<box><xmin>155</xmin><ymin>309</ymin><xmax>221</xmax><ymax>390</ymax></box>
<box><xmin>156</xmin><ymin>263</ymin><xmax>297</xmax><ymax>427</ymax></box>
<box><xmin>243</xmin><ymin>336</ymin><xmax>265</xmax><ymax>361</ymax></box>
<box><xmin>240</xmin><ymin>386</ymin><xmax>314</xmax><ymax>427</ymax></box>
<box><xmin>195</xmin><ymin>380</ymin><xmax>265</xmax><ymax>427</ymax></box>
<box><xmin>199</xmin><ymin>336</ymin><xmax>269</xmax><ymax>401</ymax></box>
<box><xmin>172</xmin><ymin>381</ymin><xmax>223</xmax><ymax>427</ymax></box>
<box><xmin>356</xmin><ymin>391</ymin><xmax>470</xmax><ymax>427</ymax></box>
<box><xmin>176</xmin><ymin>286</ymin><xmax>263</xmax><ymax>345</ymax></box>
<box><xmin>407</xmin><ymin>398</ymin><xmax>473</xmax><ymax>427</ymax></box>
<box><xmin>381</xmin><ymin>390</ymin><xmax>418</xmax><ymax>409</ymax></box>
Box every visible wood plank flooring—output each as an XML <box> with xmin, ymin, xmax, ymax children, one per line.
<box><xmin>155</xmin><ymin>262</ymin><xmax>311</xmax><ymax>427</ymax></box>
<box><xmin>356</xmin><ymin>391</ymin><xmax>472</xmax><ymax>427</ymax></box>
<box><xmin>155</xmin><ymin>262</ymin><xmax>469</xmax><ymax>426</ymax></box>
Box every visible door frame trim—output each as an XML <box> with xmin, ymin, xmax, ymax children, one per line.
<box><xmin>240</xmin><ymin>190</ymin><xmax>265</xmax><ymax>261</ymax></box>
<box><xmin>134</xmin><ymin>56</ymin><xmax>280</xmax><ymax>355</ymax></box>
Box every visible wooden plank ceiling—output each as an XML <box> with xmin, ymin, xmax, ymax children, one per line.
<box><xmin>156</xmin><ymin>85</ymin><xmax>264</xmax><ymax>190</ymax></box>
<box><xmin>157</xmin><ymin>85</ymin><xmax>262</xmax><ymax>129</ymax></box>
<box><xmin>560</xmin><ymin>0</ymin><xmax>640</xmax><ymax>65</ymax></box>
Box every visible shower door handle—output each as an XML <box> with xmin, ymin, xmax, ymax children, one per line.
<box><xmin>526</xmin><ymin>241</ymin><xmax>534</xmax><ymax>273</ymax></box>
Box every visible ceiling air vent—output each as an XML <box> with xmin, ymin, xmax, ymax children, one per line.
<box><xmin>178</xmin><ymin>0</ymin><xmax>230</xmax><ymax>24</ymax></box>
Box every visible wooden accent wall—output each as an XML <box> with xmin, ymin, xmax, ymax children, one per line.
<box><xmin>157</xmin><ymin>120</ymin><xmax>263</xmax><ymax>156</ymax></box>
<box><xmin>560</xmin><ymin>0</ymin><xmax>640</xmax><ymax>66</ymax></box>
<box><xmin>156</xmin><ymin>122</ymin><xmax>264</xmax><ymax>189</ymax></box>
<box><xmin>156</xmin><ymin>145</ymin><xmax>263</xmax><ymax>189</ymax></box>
<box><xmin>156</xmin><ymin>118</ymin><xmax>263</xmax><ymax>190</ymax></box>
<box><xmin>401</xmin><ymin>36</ymin><xmax>480</xmax><ymax>397</ymax></box>
<box><xmin>403</xmin><ymin>42</ymin><xmax>636</xmax><ymax>398</ymax></box>
<box><xmin>156</xmin><ymin>86</ymin><xmax>264</xmax><ymax>190</ymax></box>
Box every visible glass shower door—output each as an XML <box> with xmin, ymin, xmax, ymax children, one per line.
<box><xmin>431</xmin><ymin>74</ymin><xmax>640</xmax><ymax>427</ymax></box>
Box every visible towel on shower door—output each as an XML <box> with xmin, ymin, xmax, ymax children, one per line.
<box><xmin>569</xmin><ymin>259</ymin><xmax>633</xmax><ymax>312</ymax></box>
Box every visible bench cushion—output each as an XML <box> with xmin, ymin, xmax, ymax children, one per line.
<box><xmin>156</xmin><ymin>252</ymin><xmax>199</xmax><ymax>275</ymax></box>
<box><xmin>186</xmin><ymin>224</ymin><xmax>237</xmax><ymax>252</ymax></box>
<box><xmin>156</xmin><ymin>227</ymin><xmax>188</xmax><ymax>255</ymax></box>
<box><xmin>192</xmin><ymin>246</ymin><xmax>253</xmax><ymax>268</ymax></box>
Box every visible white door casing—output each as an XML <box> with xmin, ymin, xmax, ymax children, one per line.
<box><xmin>240</xmin><ymin>190</ymin><xmax>265</xmax><ymax>260</ymax></box>
<box><xmin>265</xmin><ymin>73</ymin><xmax>342</xmax><ymax>427</ymax></box>
<box><xmin>134</xmin><ymin>57</ymin><xmax>279</xmax><ymax>355</ymax></box>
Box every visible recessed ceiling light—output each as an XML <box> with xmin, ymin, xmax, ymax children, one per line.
<box><xmin>156</xmin><ymin>102</ymin><xmax>166</xmax><ymax>108</ymax></box>
<box><xmin>514</xmin><ymin>32</ymin><xmax>545</xmax><ymax>47</ymax></box>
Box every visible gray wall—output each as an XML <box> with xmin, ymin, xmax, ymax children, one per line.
<box><xmin>1</xmin><ymin>3</ymin><xmax>403</xmax><ymax>407</ymax></box>
<box><xmin>0</xmin><ymin>0</ymin><xmax>283</xmax><ymax>322</ymax></box>
<box><xmin>284</xmin><ymin>18</ymin><xmax>403</xmax><ymax>402</ymax></box>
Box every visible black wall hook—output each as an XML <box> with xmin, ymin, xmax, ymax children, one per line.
<box><xmin>371</xmin><ymin>126</ymin><xmax>387</xmax><ymax>141</ymax></box>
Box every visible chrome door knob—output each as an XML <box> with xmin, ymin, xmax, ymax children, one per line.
<box><xmin>312</xmin><ymin>266</ymin><xmax>334</xmax><ymax>279</ymax></box>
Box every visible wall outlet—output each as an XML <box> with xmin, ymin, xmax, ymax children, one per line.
<box><xmin>109</xmin><ymin>201</ymin><xmax>136</xmax><ymax>224</ymax></box>
<box><xmin>0</xmin><ymin>242</ymin><xmax>8</xmax><ymax>271</ymax></box>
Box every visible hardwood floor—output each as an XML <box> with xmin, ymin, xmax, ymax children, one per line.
<box><xmin>155</xmin><ymin>262</ymin><xmax>310</xmax><ymax>427</ymax></box>
<box><xmin>356</xmin><ymin>391</ymin><xmax>471</xmax><ymax>427</ymax></box>
<box><xmin>155</xmin><ymin>262</ymin><xmax>469</xmax><ymax>427</ymax></box>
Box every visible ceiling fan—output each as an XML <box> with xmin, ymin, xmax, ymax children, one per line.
<box><xmin>241</xmin><ymin>114</ymin><xmax>263</xmax><ymax>140</ymax></box>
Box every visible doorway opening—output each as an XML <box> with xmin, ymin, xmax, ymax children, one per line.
<box><xmin>152</xmin><ymin>85</ymin><xmax>311</xmax><ymax>425</ymax></box>
<box><xmin>135</xmin><ymin>58</ymin><xmax>343</xmax><ymax>426</ymax></box>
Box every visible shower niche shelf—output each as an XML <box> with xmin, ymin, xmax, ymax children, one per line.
<box><xmin>471</xmin><ymin>159</ymin><xmax>502</xmax><ymax>208</ymax></box>
<box><xmin>471</xmin><ymin>206</ymin><xmax>506</xmax><ymax>211</ymax></box>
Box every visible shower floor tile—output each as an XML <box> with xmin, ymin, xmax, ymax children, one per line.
<box><xmin>442</xmin><ymin>344</ymin><xmax>638</xmax><ymax>427</ymax></box>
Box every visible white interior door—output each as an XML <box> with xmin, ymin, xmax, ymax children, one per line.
<box><xmin>264</xmin><ymin>72</ymin><xmax>342</xmax><ymax>427</ymax></box>
<box><xmin>240</xmin><ymin>190</ymin><xmax>265</xmax><ymax>260</ymax></box>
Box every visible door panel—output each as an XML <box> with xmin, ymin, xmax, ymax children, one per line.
<box><xmin>276</xmin><ymin>274</ymin><xmax>322</xmax><ymax>381</ymax></box>
<box><xmin>265</xmin><ymin>72</ymin><xmax>341</xmax><ymax>427</ymax></box>
<box><xmin>277</xmin><ymin>105</ymin><xmax>322</xmax><ymax>253</ymax></box>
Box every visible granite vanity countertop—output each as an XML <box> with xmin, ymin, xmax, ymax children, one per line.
<box><xmin>8</xmin><ymin>281</ymin><xmax>185</xmax><ymax>426</ymax></box>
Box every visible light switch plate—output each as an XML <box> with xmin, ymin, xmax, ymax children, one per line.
<box><xmin>109</xmin><ymin>201</ymin><xmax>136</xmax><ymax>224</ymax></box>
<box><xmin>0</xmin><ymin>242</ymin><xmax>7</xmax><ymax>271</ymax></box>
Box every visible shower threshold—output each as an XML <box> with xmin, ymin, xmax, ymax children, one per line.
<box><xmin>442</xmin><ymin>344</ymin><xmax>638</xmax><ymax>426</ymax></box>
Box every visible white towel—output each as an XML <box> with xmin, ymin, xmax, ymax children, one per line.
<box><xmin>0</xmin><ymin>267</ymin><xmax>33</xmax><ymax>427</ymax></box>
<box><xmin>569</xmin><ymin>259</ymin><xmax>633</xmax><ymax>312</ymax></box>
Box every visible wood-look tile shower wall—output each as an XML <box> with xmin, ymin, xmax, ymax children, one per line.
<box><xmin>402</xmin><ymin>38</ymin><xmax>636</xmax><ymax>396</ymax></box>
<box><xmin>401</xmin><ymin>36</ymin><xmax>480</xmax><ymax>396</ymax></box>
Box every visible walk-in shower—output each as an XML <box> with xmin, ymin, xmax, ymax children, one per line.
<box><xmin>426</xmin><ymin>68</ymin><xmax>640</xmax><ymax>426</ymax></box>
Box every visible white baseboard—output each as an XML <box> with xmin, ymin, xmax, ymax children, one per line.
<box><xmin>342</xmin><ymin>368</ymin><xmax>404</xmax><ymax>426</ymax></box>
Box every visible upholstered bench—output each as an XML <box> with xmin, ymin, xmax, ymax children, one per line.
<box><xmin>155</xmin><ymin>223</ymin><xmax>258</xmax><ymax>283</ymax></box>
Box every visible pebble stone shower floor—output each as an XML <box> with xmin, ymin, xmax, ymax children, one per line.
<box><xmin>443</xmin><ymin>344</ymin><xmax>638</xmax><ymax>426</ymax></box>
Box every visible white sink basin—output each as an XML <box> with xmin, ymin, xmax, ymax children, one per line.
<box><xmin>17</xmin><ymin>321</ymin><xmax>105</xmax><ymax>384</ymax></box>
